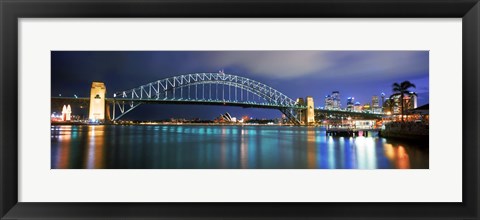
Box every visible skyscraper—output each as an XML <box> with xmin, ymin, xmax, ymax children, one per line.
<box><xmin>381</xmin><ymin>92</ymin><xmax>386</xmax><ymax>113</ymax></box>
<box><xmin>324</xmin><ymin>95</ymin><xmax>333</xmax><ymax>110</ymax></box>
<box><xmin>331</xmin><ymin>91</ymin><xmax>341</xmax><ymax>110</ymax></box>
<box><xmin>372</xmin><ymin>95</ymin><xmax>381</xmax><ymax>113</ymax></box>
<box><xmin>372</xmin><ymin>96</ymin><xmax>379</xmax><ymax>108</ymax></box>
<box><xmin>347</xmin><ymin>97</ymin><xmax>354</xmax><ymax>111</ymax></box>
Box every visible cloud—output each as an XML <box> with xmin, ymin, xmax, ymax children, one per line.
<box><xmin>319</xmin><ymin>51</ymin><xmax>428</xmax><ymax>80</ymax></box>
<box><xmin>197</xmin><ymin>51</ymin><xmax>333</xmax><ymax>78</ymax></box>
<box><xmin>195</xmin><ymin>51</ymin><xmax>428</xmax><ymax>81</ymax></box>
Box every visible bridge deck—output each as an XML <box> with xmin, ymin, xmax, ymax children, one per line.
<box><xmin>112</xmin><ymin>98</ymin><xmax>303</xmax><ymax>109</ymax></box>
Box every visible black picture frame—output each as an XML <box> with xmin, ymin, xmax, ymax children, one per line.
<box><xmin>1</xmin><ymin>0</ymin><xmax>479</xmax><ymax>219</ymax></box>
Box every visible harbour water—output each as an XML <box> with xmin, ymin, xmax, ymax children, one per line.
<box><xmin>51</xmin><ymin>125</ymin><xmax>428</xmax><ymax>169</ymax></box>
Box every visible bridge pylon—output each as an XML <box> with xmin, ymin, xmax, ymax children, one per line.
<box><xmin>296</xmin><ymin>96</ymin><xmax>315</xmax><ymax>125</ymax></box>
<box><xmin>88</xmin><ymin>82</ymin><xmax>107</xmax><ymax>122</ymax></box>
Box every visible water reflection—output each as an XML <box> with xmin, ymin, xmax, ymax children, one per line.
<box><xmin>383</xmin><ymin>144</ymin><xmax>411</xmax><ymax>169</ymax></box>
<box><xmin>56</xmin><ymin>126</ymin><xmax>71</xmax><ymax>169</ymax></box>
<box><xmin>85</xmin><ymin>126</ymin><xmax>105</xmax><ymax>169</ymax></box>
<box><xmin>51</xmin><ymin>125</ymin><xmax>428</xmax><ymax>169</ymax></box>
<box><xmin>305</xmin><ymin>129</ymin><xmax>316</xmax><ymax>168</ymax></box>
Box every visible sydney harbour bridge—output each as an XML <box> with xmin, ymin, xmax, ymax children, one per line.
<box><xmin>52</xmin><ymin>72</ymin><xmax>383</xmax><ymax>125</ymax></box>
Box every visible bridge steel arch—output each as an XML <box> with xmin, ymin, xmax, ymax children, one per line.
<box><xmin>111</xmin><ymin>72</ymin><xmax>304</xmax><ymax>124</ymax></box>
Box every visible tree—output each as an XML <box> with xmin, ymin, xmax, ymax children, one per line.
<box><xmin>391</xmin><ymin>81</ymin><xmax>416</xmax><ymax>122</ymax></box>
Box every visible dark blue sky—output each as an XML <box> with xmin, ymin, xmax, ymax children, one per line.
<box><xmin>51</xmin><ymin>51</ymin><xmax>429</xmax><ymax>120</ymax></box>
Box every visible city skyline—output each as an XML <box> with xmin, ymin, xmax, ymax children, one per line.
<box><xmin>51</xmin><ymin>51</ymin><xmax>429</xmax><ymax>120</ymax></box>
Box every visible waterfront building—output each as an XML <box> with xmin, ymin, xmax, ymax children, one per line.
<box><xmin>61</xmin><ymin>104</ymin><xmax>72</xmax><ymax>121</ymax></box>
<box><xmin>88</xmin><ymin>82</ymin><xmax>107</xmax><ymax>122</ymax></box>
<box><xmin>222</xmin><ymin>112</ymin><xmax>233</xmax><ymax>122</ymax></box>
<box><xmin>216</xmin><ymin>112</ymin><xmax>240</xmax><ymax>123</ymax></box>
<box><xmin>405</xmin><ymin>92</ymin><xmax>418</xmax><ymax>109</ymax></box>
<box><xmin>390</xmin><ymin>93</ymin><xmax>418</xmax><ymax>114</ymax></box>
<box><xmin>353</xmin><ymin>119</ymin><xmax>376</xmax><ymax>129</ymax></box>
<box><xmin>392</xmin><ymin>96</ymin><xmax>401</xmax><ymax>114</ymax></box>
<box><xmin>66</xmin><ymin>105</ymin><xmax>72</xmax><ymax>121</ymax></box>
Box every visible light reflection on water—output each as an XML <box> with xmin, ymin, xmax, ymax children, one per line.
<box><xmin>51</xmin><ymin>125</ymin><xmax>428</xmax><ymax>169</ymax></box>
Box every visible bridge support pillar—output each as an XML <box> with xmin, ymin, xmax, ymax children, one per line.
<box><xmin>112</xmin><ymin>100</ymin><xmax>116</xmax><ymax>121</ymax></box>
<box><xmin>305</xmin><ymin>96</ymin><xmax>315</xmax><ymax>125</ymax></box>
<box><xmin>297</xmin><ymin>96</ymin><xmax>315</xmax><ymax>125</ymax></box>
<box><xmin>88</xmin><ymin>82</ymin><xmax>107</xmax><ymax>122</ymax></box>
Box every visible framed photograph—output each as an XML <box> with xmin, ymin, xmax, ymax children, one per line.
<box><xmin>1</xmin><ymin>0</ymin><xmax>478</xmax><ymax>219</ymax></box>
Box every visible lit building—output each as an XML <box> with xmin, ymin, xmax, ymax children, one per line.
<box><xmin>383</xmin><ymin>97</ymin><xmax>394</xmax><ymax>114</ymax></box>
<box><xmin>353</xmin><ymin>120</ymin><xmax>376</xmax><ymax>129</ymax></box>
<box><xmin>331</xmin><ymin>91</ymin><xmax>341</xmax><ymax>110</ymax></box>
<box><xmin>61</xmin><ymin>104</ymin><xmax>72</xmax><ymax>121</ymax></box>
<box><xmin>324</xmin><ymin>95</ymin><xmax>333</xmax><ymax>110</ymax></box>
<box><xmin>381</xmin><ymin>92</ymin><xmax>386</xmax><ymax>108</ymax></box>
<box><xmin>372</xmin><ymin>95</ymin><xmax>382</xmax><ymax>113</ymax></box>
<box><xmin>88</xmin><ymin>82</ymin><xmax>107</xmax><ymax>122</ymax></box>
<box><xmin>372</xmin><ymin>96</ymin><xmax>379</xmax><ymax>108</ymax></box>
<box><xmin>217</xmin><ymin>112</ymin><xmax>234</xmax><ymax>122</ymax></box>
<box><xmin>66</xmin><ymin>105</ymin><xmax>72</xmax><ymax>121</ymax></box>
<box><xmin>390</xmin><ymin>93</ymin><xmax>418</xmax><ymax>114</ymax></box>
<box><xmin>405</xmin><ymin>92</ymin><xmax>418</xmax><ymax>109</ymax></box>
<box><xmin>363</xmin><ymin>103</ymin><xmax>371</xmax><ymax>112</ymax></box>
<box><xmin>346</xmin><ymin>97</ymin><xmax>354</xmax><ymax>111</ymax></box>
<box><xmin>353</xmin><ymin>102</ymin><xmax>362</xmax><ymax>112</ymax></box>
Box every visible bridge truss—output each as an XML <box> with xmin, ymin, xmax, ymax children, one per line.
<box><xmin>112</xmin><ymin>72</ymin><xmax>304</xmax><ymax>124</ymax></box>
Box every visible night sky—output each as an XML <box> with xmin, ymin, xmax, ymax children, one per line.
<box><xmin>51</xmin><ymin>51</ymin><xmax>429</xmax><ymax>120</ymax></box>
